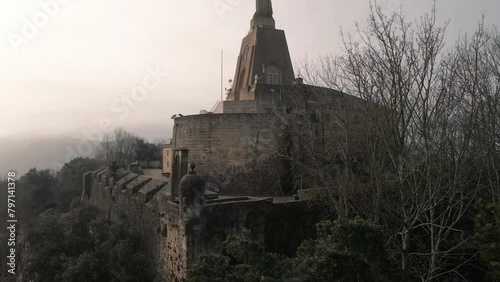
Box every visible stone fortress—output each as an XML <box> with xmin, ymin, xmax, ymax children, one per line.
<box><xmin>83</xmin><ymin>1</ymin><xmax>365</xmax><ymax>281</ymax></box>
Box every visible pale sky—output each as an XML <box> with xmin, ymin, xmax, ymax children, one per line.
<box><xmin>1</xmin><ymin>0</ymin><xmax>499</xmax><ymax>141</ymax></box>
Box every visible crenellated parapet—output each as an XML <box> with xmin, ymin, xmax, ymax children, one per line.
<box><xmin>82</xmin><ymin>167</ymin><xmax>174</xmax><ymax>280</ymax></box>
<box><xmin>83</xmin><ymin>168</ymin><xmax>168</xmax><ymax>205</ymax></box>
<box><xmin>82</xmin><ymin>166</ymin><xmax>218</xmax><ymax>281</ymax></box>
<box><xmin>82</xmin><ymin>164</ymin><xmax>324</xmax><ymax>281</ymax></box>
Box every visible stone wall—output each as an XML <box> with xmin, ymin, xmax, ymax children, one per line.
<box><xmin>172</xmin><ymin>113</ymin><xmax>290</xmax><ymax>196</ymax></box>
<box><xmin>82</xmin><ymin>167</ymin><xmax>325</xmax><ymax>282</ymax></box>
<box><xmin>172</xmin><ymin>85</ymin><xmax>369</xmax><ymax>196</ymax></box>
<box><xmin>222</xmin><ymin>100</ymin><xmax>260</xmax><ymax>113</ymax></box>
<box><xmin>82</xmin><ymin>167</ymin><xmax>173</xmax><ymax>281</ymax></box>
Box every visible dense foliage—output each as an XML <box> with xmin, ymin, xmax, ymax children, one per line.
<box><xmin>294</xmin><ymin>219</ymin><xmax>397</xmax><ymax>282</ymax></box>
<box><xmin>188</xmin><ymin>229</ymin><xmax>290</xmax><ymax>282</ymax></box>
<box><xmin>96</xmin><ymin>127</ymin><xmax>165</xmax><ymax>168</ymax></box>
<box><xmin>2</xmin><ymin>158</ymin><xmax>153</xmax><ymax>282</ymax></box>
<box><xmin>475</xmin><ymin>201</ymin><xmax>500</xmax><ymax>281</ymax></box>
<box><xmin>24</xmin><ymin>203</ymin><xmax>152</xmax><ymax>282</ymax></box>
<box><xmin>136</xmin><ymin>137</ymin><xmax>163</xmax><ymax>163</ymax></box>
<box><xmin>17</xmin><ymin>157</ymin><xmax>103</xmax><ymax>217</ymax></box>
<box><xmin>187</xmin><ymin>219</ymin><xmax>398</xmax><ymax>282</ymax></box>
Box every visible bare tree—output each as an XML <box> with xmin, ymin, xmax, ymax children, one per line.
<box><xmin>336</xmin><ymin>4</ymin><xmax>500</xmax><ymax>281</ymax></box>
<box><xmin>280</xmin><ymin>3</ymin><xmax>500</xmax><ymax>281</ymax></box>
<box><xmin>96</xmin><ymin>128</ymin><xmax>138</xmax><ymax>168</ymax></box>
<box><xmin>260</xmin><ymin>2</ymin><xmax>500</xmax><ymax>280</ymax></box>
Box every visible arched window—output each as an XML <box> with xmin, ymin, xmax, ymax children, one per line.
<box><xmin>238</xmin><ymin>69</ymin><xmax>246</xmax><ymax>89</ymax></box>
<box><xmin>265</xmin><ymin>65</ymin><xmax>281</xmax><ymax>85</ymax></box>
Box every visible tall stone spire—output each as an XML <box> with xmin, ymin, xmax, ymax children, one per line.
<box><xmin>255</xmin><ymin>0</ymin><xmax>273</xmax><ymax>17</ymax></box>
<box><xmin>229</xmin><ymin>0</ymin><xmax>295</xmax><ymax>102</ymax></box>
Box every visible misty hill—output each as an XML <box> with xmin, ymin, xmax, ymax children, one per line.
<box><xmin>0</xmin><ymin>135</ymin><xmax>100</xmax><ymax>178</ymax></box>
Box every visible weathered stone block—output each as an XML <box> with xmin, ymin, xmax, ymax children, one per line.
<box><xmin>115</xmin><ymin>170</ymin><xmax>129</xmax><ymax>180</ymax></box>
<box><xmin>125</xmin><ymin>176</ymin><xmax>153</xmax><ymax>196</ymax></box>
<box><xmin>117</xmin><ymin>172</ymin><xmax>140</xmax><ymax>190</ymax></box>
<box><xmin>138</xmin><ymin>180</ymin><xmax>167</xmax><ymax>203</ymax></box>
<box><xmin>96</xmin><ymin>168</ymin><xmax>109</xmax><ymax>184</ymax></box>
<box><xmin>166</xmin><ymin>201</ymin><xmax>180</xmax><ymax>217</ymax></box>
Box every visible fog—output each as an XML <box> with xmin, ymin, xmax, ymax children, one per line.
<box><xmin>0</xmin><ymin>0</ymin><xmax>499</xmax><ymax>176</ymax></box>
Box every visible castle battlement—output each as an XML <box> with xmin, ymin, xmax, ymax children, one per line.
<box><xmin>82</xmin><ymin>166</ymin><xmax>323</xmax><ymax>281</ymax></box>
<box><xmin>80</xmin><ymin>1</ymin><xmax>348</xmax><ymax>280</ymax></box>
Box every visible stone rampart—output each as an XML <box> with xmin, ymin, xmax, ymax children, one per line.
<box><xmin>82</xmin><ymin>167</ymin><xmax>325</xmax><ymax>281</ymax></box>
<box><xmin>172</xmin><ymin>113</ymin><xmax>291</xmax><ymax>196</ymax></box>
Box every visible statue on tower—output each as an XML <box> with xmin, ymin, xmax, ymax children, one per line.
<box><xmin>255</xmin><ymin>0</ymin><xmax>273</xmax><ymax>17</ymax></box>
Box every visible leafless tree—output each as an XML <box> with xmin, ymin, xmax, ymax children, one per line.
<box><xmin>336</xmin><ymin>4</ymin><xmax>489</xmax><ymax>280</ymax></box>
<box><xmin>277</xmin><ymin>3</ymin><xmax>500</xmax><ymax>281</ymax></box>
<box><xmin>96</xmin><ymin>128</ymin><xmax>138</xmax><ymax>168</ymax></box>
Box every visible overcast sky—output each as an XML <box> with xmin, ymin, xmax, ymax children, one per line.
<box><xmin>1</xmin><ymin>0</ymin><xmax>499</xmax><ymax>141</ymax></box>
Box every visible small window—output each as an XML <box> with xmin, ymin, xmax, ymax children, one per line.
<box><xmin>265</xmin><ymin>65</ymin><xmax>281</xmax><ymax>85</ymax></box>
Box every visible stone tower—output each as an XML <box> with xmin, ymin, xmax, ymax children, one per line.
<box><xmin>228</xmin><ymin>0</ymin><xmax>295</xmax><ymax>101</ymax></box>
